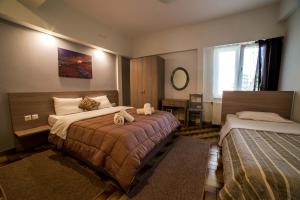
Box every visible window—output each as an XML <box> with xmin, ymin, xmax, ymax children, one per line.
<box><xmin>212</xmin><ymin>43</ymin><xmax>258</xmax><ymax>98</ymax></box>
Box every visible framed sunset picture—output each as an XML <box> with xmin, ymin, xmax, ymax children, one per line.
<box><xmin>58</xmin><ymin>48</ymin><xmax>92</xmax><ymax>79</ymax></box>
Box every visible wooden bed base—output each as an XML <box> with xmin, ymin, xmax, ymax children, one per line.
<box><xmin>50</xmin><ymin>130</ymin><xmax>179</xmax><ymax>197</ymax></box>
<box><xmin>127</xmin><ymin>131</ymin><xmax>178</xmax><ymax>196</ymax></box>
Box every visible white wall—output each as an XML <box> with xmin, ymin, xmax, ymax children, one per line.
<box><xmin>132</xmin><ymin>3</ymin><xmax>286</xmax><ymax>123</ymax></box>
<box><xmin>279</xmin><ymin>7</ymin><xmax>300</xmax><ymax>122</ymax></box>
<box><xmin>132</xmin><ymin>4</ymin><xmax>286</xmax><ymax>94</ymax></box>
<box><xmin>160</xmin><ymin>50</ymin><xmax>198</xmax><ymax>100</ymax></box>
<box><xmin>279</xmin><ymin>0</ymin><xmax>300</xmax><ymax>20</ymax></box>
<box><xmin>159</xmin><ymin>50</ymin><xmax>215</xmax><ymax>122</ymax></box>
<box><xmin>0</xmin><ymin>20</ymin><xmax>117</xmax><ymax>151</ymax></box>
<box><xmin>0</xmin><ymin>0</ymin><xmax>132</xmax><ymax>57</ymax></box>
<box><xmin>132</xmin><ymin>4</ymin><xmax>286</xmax><ymax>58</ymax></box>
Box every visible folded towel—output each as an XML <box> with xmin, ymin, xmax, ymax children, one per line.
<box><xmin>136</xmin><ymin>107</ymin><xmax>155</xmax><ymax>115</ymax></box>
<box><xmin>136</xmin><ymin>108</ymin><xmax>145</xmax><ymax>115</ymax></box>
<box><xmin>114</xmin><ymin>113</ymin><xmax>125</xmax><ymax>125</ymax></box>
<box><xmin>144</xmin><ymin>103</ymin><xmax>152</xmax><ymax>115</ymax></box>
<box><xmin>151</xmin><ymin>107</ymin><xmax>155</xmax><ymax>113</ymax></box>
<box><xmin>119</xmin><ymin>110</ymin><xmax>135</xmax><ymax>122</ymax></box>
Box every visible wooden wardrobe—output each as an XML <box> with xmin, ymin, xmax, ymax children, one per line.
<box><xmin>130</xmin><ymin>56</ymin><xmax>165</xmax><ymax>109</ymax></box>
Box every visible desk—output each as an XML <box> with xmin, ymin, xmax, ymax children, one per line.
<box><xmin>162</xmin><ymin>99</ymin><xmax>189</xmax><ymax>126</ymax></box>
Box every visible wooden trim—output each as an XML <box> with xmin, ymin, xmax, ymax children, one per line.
<box><xmin>221</xmin><ymin>91</ymin><xmax>294</xmax><ymax>124</ymax></box>
<box><xmin>8</xmin><ymin>90</ymin><xmax>119</xmax><ymax>132</ymax></box>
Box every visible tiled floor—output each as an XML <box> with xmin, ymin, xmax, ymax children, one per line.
<box><xmin>204</xmin><ymin>141</ymin><xmax>223</xmax><ymax>200</ymax></box>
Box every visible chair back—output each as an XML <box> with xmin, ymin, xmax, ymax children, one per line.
<box><xmin>189</xmin><ymin>94</ymin><xmax>203</xmax><ymax>110</ymax></box>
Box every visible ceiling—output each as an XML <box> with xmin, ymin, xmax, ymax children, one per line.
<box><xmin>63</xmin><ymin>0</ymin><xmax>278</xmax><ymax>37</ymax></box>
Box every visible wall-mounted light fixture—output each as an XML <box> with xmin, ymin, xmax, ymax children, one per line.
<box><xmin>94</xmin><ymin>49</ymin><xmax>105</xmax><ymax>59</ymax></box>
<box><xmin>40</xmin><ymin>32</ymin><xmax>56</xmax><ymax>46</ymax></box>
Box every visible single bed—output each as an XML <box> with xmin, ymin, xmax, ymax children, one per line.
<box><xmin>219</xmin><ymin>91</ymin><xmax>300</xmax><ymax>200</ymax></box>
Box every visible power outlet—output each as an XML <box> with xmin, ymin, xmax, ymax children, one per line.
<box><xmin>32</xmin><ymin>114</ymin><xmax>39</xmax><ymax>120</ymax></box>
<box><xmin>24</xmin><ymin>115</ymin><xmax>32</xmax><ymax>121</ymax></box>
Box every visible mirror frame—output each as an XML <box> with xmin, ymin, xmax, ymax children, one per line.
<box><xmin>170</xmin><ymin>67</ymin><xmax>189</xmax><ymax>91</ymax></box>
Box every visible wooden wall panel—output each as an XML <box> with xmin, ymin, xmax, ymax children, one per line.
<box><xmin>221</xmin><ymin>91</ymin><xmax>294</xmax><ymax>124</ymax></box>
<box><xmin>8</xmin><ymin>90</ymin><xmax>118</xmax><ymax>131</ymax></box>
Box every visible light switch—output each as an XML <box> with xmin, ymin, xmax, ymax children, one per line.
<box><xmin>24</xmin><ymin>115</ymin><xmax>31</xmax><ymax>121</ymax></box>
<box><xmin>32</xmin><ymin>114</ymin><xmax>39</xmax><ymax>120</ymax></box>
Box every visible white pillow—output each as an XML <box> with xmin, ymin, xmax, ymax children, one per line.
<box><xmin>236</xmin><ymin>111</ymin><xmax>292</xmax><ymax>123</ymax></box>
<box><xmin>90</xmin><ymin>95</ymin><xmax>112</xmax><ymax>109</ymax></box>
<box><xmin>53</xmin><ymin>97</ymin><xmax>83</xmax><ymax>116</ymax></box>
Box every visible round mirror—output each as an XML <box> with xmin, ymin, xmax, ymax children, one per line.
<box><xmin>171</xmin><ymin>67</ymin><xmax>189</xmax><ymax>91</ymax></box>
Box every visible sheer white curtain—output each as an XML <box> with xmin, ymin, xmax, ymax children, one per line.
<box><xmin>203</xmin><ymin>42</ymin><xmax>258</xmax><ymax>102</ymax></box>
<box><xmin>212</xmin><ymin>45</ymin><xmax>241</xmax><ymax>99</ymax></box>
<box><xmin>203</xmin><ymin>47</ymin><xmax>214</xmax><ymax>102</ymax></box>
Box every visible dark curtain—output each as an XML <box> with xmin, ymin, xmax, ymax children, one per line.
<box><xmin>254</xmin><ymin>37</ymin><xmax>283</xmax><ymax>91</ymax></box>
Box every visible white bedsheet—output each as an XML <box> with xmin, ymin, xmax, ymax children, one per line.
<box><xmin>49</xmin><ymin>106</ymin><xmax>132</xmax><ymax>139</ymax></box>
<box><xmin>48</xmin><ymin>115</ymin><xmax>65</xmax><ymax>127</ymax></box>
<box><xmin>218</xmin><ymin>114</ymin><xmax>300</xmax><ymax>146</ymax></box>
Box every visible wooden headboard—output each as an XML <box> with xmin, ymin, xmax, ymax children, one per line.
<box><xmin>8</xmin><ymin>90</ymin><xmax>119</xmax><ymax>132</ymax></box>
<box><xmin>221</xmin><ymin>91</ymin><xmax>294</xmax><ymax>124</ymax></box>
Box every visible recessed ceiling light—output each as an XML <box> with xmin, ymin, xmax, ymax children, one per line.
<box><xmin>159</xmin><ymin>0</ymin><xmax>176</xmax><ymax>4</ymax></box>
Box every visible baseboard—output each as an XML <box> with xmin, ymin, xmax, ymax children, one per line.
<box><xmin>0</xmin><ymin>147</ymin><xmax>16</xmax><ymax>156</ymax></box>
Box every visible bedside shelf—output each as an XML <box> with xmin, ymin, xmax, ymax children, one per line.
<box><xmin>14</xmin><ymin>125</ymin><xmax>50</xmax><ymax>137</ymax></box>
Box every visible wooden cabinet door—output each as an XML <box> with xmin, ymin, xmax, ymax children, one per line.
<box><xmin>130</xmin><ymin>56</ymin><xmax>163</xmax><ymax>109</ymax></box>
<box><xmin>142</xmin><ymin>57</ymin><xmax>152</xmax><ymax>106</ymax></box>
<box><xmin>130</xmin><ymin>58</ymin><xmax>144</xmax><ymax>108</ymax></box>
<box><xmin>142</xmin><ymin>56</ymin><xmax>158</xmax><ymax>108</ymax></box>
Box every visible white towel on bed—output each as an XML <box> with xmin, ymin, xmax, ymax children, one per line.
<box><xmin>114</xmin><ymin>113</ymin><xmax>125</xmax><ymax>125</ymax></box>
<box><xmin>119</xmin><ymin>110</ymin><xmax>135</xmax><ymax>122</ymax></box>
<box><xmin>144</xmin><ymin>103</ymin><xmax>152</xmax><ymax>115</ymax></box>
<box><xmin>136</xmin><ymin>107</ymin><xmax>155</xmax><ymax>115</ymax></box>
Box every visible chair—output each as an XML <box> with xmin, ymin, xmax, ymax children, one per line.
<box><xmin>187</xmin><ymin>94</ymin><xmax>203</xmax><ymax>128</ymax></box>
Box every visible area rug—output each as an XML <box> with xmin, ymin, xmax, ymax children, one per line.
<box><xmin>131</xmin><ymin>137</ymin><xmax>210</xmax><ymax>200</ymax></box>
<box><xmin>0</xmin><ymin>136</ymin><xmax>213</xmax><ymax>200</ymax></box>
<box><xmin>0</xmin><ymin>150</ymin><xmax>107</xmax><ymax>200</ymax></box>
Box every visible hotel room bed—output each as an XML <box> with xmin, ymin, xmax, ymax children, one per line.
<box><xmin>219</xmin><ymin>114</ymin><xmax>300</xmax><ymax>200</ymax></box>
<box><xmin>48</xmin><ymin>106</ymin><xmax>180</xmax><ymax>193</ymax></box>
<box><xmin>8</xmin><ymin>91</ymin><xmax>180</xmax><ymax>194</ymax></box>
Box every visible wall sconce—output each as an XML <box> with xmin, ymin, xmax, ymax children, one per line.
<box><xmin>94</xmin><ymin>49</ymin><xmax>105</xmax><ymax>59</ymax></box>
<box><xmin>40</xmin><ymin>32</ymin><xmax>56</xmax><ymax>46</ymax></box>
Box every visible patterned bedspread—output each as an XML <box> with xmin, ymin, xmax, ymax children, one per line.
<box><xmin>220</xmin><ymin>128</ymin><xmax>300</xmax><ymax>200</ymax></box>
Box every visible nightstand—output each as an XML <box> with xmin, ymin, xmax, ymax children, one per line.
<box><xmin>14</xmin><ymin>125</ymin><xmax>50</xmax><ymax>151</ymax></box>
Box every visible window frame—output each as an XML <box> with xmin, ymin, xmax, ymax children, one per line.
<box><xmin>212</xmin><ymin>43</ymin><xmax>258</xmax><ymax>99</ymax></box>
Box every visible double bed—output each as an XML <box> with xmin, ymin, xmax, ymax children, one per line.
<box><xmin>219</xmin><ymin>91</ymin><xmax>300</xmax><ymax>200</ymax></box>
<box><xmin>8</xmin><ymin>90</ymin><xmax>180</xmax><ymax>195</ymax></box>
<box><xmin>48</xmin><ymin>107</ymin><xmax>180</xmax><ymax>193</ymax></box>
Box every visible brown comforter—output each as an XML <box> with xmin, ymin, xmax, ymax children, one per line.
<box><xmin>220</xmin><ymin>128</ymin><xmax>300</xmax><ymax>200</ymax></box>
<box><xmin>53</xmin><ymin>109</ymin><xmax>180</xmax><ymax>191</ymax></box>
